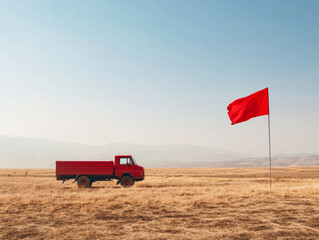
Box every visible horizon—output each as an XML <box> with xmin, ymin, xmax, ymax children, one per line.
<box><xmin>1</xmin><ymin>134</ymin><xmax>318</xmax><ymax>158</ymax></box>
<box><xmin>1</xmin><ymin>133</ymin><xmax>319</xmax><ymax>169</ymax></box>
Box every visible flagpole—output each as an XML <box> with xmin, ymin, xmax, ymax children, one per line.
<box><xmin>268</xmin><ymin>91</ymin><xmax>272</xmax><ymax>191</ymax></box>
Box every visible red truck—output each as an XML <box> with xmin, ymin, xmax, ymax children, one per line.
<box><xmin>56</xmin><ymin>155</ymin><xmax>144</xmax><ymax>188</ymax></box>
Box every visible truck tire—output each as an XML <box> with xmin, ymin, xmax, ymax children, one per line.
<box><xmin>120</xmin><ymin>176</ymin><xmax>134</xmax><ymax>188</ymax></box>
<box><xmin>77</xmin><ymin>176</ymin><xmax>91</xmax><ymax>188</ymax></box>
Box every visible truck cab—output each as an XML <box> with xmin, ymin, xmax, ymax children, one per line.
<box><xmin>114</xmin><ymin>155</ymin><xmax>144</xmax><ymax>187</ymax></box>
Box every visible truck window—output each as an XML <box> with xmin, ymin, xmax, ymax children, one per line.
<box><xmin>131</xmin><ymin>156</ymin><xmax>136</xmax><ymax>164</ymax></box>
<box><xmin>119</xmin><ymin>157</ymin><xmax>132</xmax><ymax>165</ymax></box>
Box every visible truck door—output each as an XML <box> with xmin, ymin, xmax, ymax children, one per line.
<box><xmin>115</xmin><ymin>157</ymin><xmax>134</xmax><ymax>178</ymax></box>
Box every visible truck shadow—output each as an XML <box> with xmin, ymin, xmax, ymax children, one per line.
<box><xmin>90</xmin><ymin>186</ymin><xmax>120</xmax><ymax>189</ymax></box>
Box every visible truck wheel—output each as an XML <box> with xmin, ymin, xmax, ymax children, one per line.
<box><xmin>120</xmin><ymin>176</ymin><xmax>134</xmax><ymax>188</ymax></box>
<box><xmin>77</xmin><ymin>176</ymin><xmax>91</xmax><ymax>188</ymax></box>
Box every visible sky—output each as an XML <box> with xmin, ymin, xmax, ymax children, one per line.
<box><xmin>0</xmin><ymin>0</ymin><xmax>318</xmax><ymax>156</ymax></box>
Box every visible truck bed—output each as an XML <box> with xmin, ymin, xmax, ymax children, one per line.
<box><xmin>56</xmin><ymin>161</ymin><xmax>114</xmax><ymax>176</ymax></box>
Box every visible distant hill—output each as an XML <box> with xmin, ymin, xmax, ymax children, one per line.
<box><xmin>198</xmin><ymin>155</ymin><xmax>319</xmax><ymax>168</ymax></box>
<box><xmin>0</xmin><ymin>135</ymin><xmax>248</xmax><ymax>168</ymax></box>
<box><xmin>0</xmin><ymin>135</ymin><xmax>318</xmax><ymax>168</ymax></box>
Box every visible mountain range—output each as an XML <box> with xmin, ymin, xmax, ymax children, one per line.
<box><xmin>0</xmin><ymin>135</ymin><xmax>318</xmax><ymax>168</ymax></box>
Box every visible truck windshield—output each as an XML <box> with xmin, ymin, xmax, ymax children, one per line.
<box><xmin>131</xmin><ymin>156</ymin><xmax>137</xmax><ymax>165</ymax></box>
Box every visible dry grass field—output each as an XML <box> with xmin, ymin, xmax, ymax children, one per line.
<box><xmin>0</xmin><ymin>167</ymin><xmax>319</xmax><ymax>240</ymax></box>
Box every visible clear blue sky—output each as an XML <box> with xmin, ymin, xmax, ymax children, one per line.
<box><xmin>0</xmin><ymin>0</ymin><xmax>318</xmax><ymax>156</ymax></box>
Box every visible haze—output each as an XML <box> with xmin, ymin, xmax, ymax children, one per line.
<box><xmin>1</xmin><ymin>0</ymin><xmax>319</xmax><ymax>157</ymax></box>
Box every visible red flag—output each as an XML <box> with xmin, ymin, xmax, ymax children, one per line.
<box><xmin>227</xmin><ymin>88</ymin><xmax>269</xmax><ymax>125</ymax></box>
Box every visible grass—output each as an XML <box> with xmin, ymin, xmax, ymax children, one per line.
<box><xmin>0</xmin><ymin>167</ymin><xmax>319</xmax><ymax>239</ymax></box>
